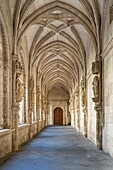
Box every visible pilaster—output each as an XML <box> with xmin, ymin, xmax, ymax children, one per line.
<box><xmin>80</xmin><ymin>77</ymin><xmax>87</xmax><ymax>137</ymax></box>
<box><xmin>12</xmin><ymin>103</ymin><xmax>19</xmax><ymax>151</ymax></box>
<box><xmin>92</xmin><ymin>57</ymin><xmax>102</xmax><ymax>149</ymax></box>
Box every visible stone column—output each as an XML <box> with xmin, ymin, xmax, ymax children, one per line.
<box><xmin>69</xmin><ymin>98</ymin><xmax>73</xmax><ymax>126</ymax></box>
<box><xmin>29</xmin><ymin>108</ymin><xmax>33</xmax><ymax>139</ymax></box>
<box><xmin>41</xmin><ymin>93</ymin><xmax>44</xmax><ymax>129</ymax></box>
<box><xmin>72</xmin><ymin>96</ymin><xmax>76</xmax><ymax>128</ymax></box>
<box><xmin>92</xmin><ymin>58</ymin><xmax>102</xmax><ymax>149</ymax></box>
<box><xmin>75</xmin><ymin>88</ymin><xmax>80</xmax><ymax>131</ymax></box>
<box><xmin>36</xmin><ymin>86</ymin><xmax>39</xmax><ymax>133</ymax></box>
<box><xmin>12</xmin><ymin>55</ymin><xmax>23</xmax><ymax>150</ymax></box>
<box><xmin>80</xmin><ymin>77</ymin><xmax>87</xmax><ymax>137</ymax></box>
<box><xmin>42</xmin><ymin>95</ymin><xmax>45</xmax><ymax>128</ymax></box>
<box><xmin>95</xmin><ymin>104</ymin><xmax>102</xmax><ymax>149</ymax></box>
<box><xmin>12</xmin><ymin>103</ymin><xmax>19</xmax><ymax>151</ymax></box>
<box><xmin>28</xmin><ymin>78</ymin><xmax>35</xmax><ymax>138</ymax></box>
<box><xmin>43</xmin><ymin>98</ymin><xmax>47</xmax><ymax>128</ymax></box>
<box><xmin>3</xmin><ymin>61</ymin><xmax>9</xmax><ymax>129</ymax></box>
<box><xmin>83</xmin><ymin>107</ymin><xmax>87</xmax><ymax>137</ymax></box>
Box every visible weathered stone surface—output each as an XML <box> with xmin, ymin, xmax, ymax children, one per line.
<box><xmin>0</xmin><ymin>129</ymin><xmax>12</xmax><ymax>159</ymax></box>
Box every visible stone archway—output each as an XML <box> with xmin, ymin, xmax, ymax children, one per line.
<box><xmin>54</xmin><ymin>107</ymin><xmax>63</xmax><ymax>125</ymax></box>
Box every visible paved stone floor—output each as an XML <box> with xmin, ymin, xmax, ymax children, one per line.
<box><xmin>1</xmin><ymin>126</ymin><xmax>113</xmax><ymax>170</ymax></box>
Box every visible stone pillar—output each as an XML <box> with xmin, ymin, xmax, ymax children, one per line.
<box><xmin>83</xmin><ymin>107</ymin><xmax>87</xmax><ymax>137</ymax></box>
<box><xmin>69</xmin><ymin>98</ymin><xmax>73</xmax><ymax>126</ymax></box>
<box><xmin>69</xmin><ymin>96</ymin><xmax>75</xmax><ymax>128</ymax></box>
<box><xmin>36</xmin><ymin>86</ymin><xmax>39</xmax><ymax>133</ymax></box>
<box><xmin>3</xmin><ymin>61</ymin><xmax>9</xmax><ymax>129</ymax></box>
<box><xmin>12</xmin><ymin>55</ymin><xmax>23</xmax><ymax>150</ymax></box>
<box><xmin>43</xmin><ymin>98</ymin><xmax>47</xmax><ymax>128</ymax></box>
<box><xmin>75</xmin><ymin>87</ymin><xmax>80</xmax><ymax>131</ymax></box>
<box><xmin>28</xmin><ymin>78</ymin><xmax>35</xmax><ymax>138</ymax></box>
<box><xmin>80</xmin><ymin>77</ymin><xmax>87</xmax><ymax>137</ymax></box>
<box><xmin>29</xmin><ymin>108</ymin><xmax>33</xmax><ymax>139</ymax></box>
<box><xmin>92</xmin><ymin>58</ymin><xmax>102</xmax><ymax>149</ymax></box>
<box><xmin>12</xmin><ymin>103</ymin><xmax>19</xmax><ymax>151</ymax></box>
<box><xmin>41</xmin><ymin>93</ymin><xmax>44</xmax><ymax>129</ymax></box>
<box><xmin>95</xmin><ymin>104</ymin><xmax>102</xmax><ymax>149</ymax></box>
<box><xmin>72</xmin><ymin>96</ymin><xmax>76</xmax><ymax>128</ymax></box>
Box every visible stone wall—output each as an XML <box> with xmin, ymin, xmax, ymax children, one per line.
<box><xmin>38</xmin><ymin>120</ymin><xmax>44</xmax><ymax>132</ymax></box>
<box><xmin>100</xmin><ymin>0</ymin><xmax>113</xmax><ymax>155</ymax></box>
<box><xmin>87</xmin><ymin>74</ymin><xmax>96</xmax><ymax>144</ymax></box>
<box><xmin>79</xmin><ymin>88</ymin><xmax>85</xmax><ymax>135</ymax></box>
<box><xmin>32</xmin><ymin>122</ymin><xmax>38</xmax><ymax>136</ymax></box>
<box><xmin>102</xmin><ymin>21</ymin><xmax>113</xmax><ymax>157</ymax></box>
<box><xmin>0</xmin><ymin>129</ymin><xmax>12</xmax><ymax>159</ymax></box>
<box><xmin>18</xmin><ymin>124</ymin><xmax>29</xmax><ymax>145</ymax></box>
<box><xmin>86</xmin><ymin>39</ymin><xmax>96</xmax><ymax>144</ymax></box>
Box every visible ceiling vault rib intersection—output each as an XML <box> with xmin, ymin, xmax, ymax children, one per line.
<box><xmin>12</xmin><ymin>0</ymin><xmax>101</xmax><ymax>95</ymax></box>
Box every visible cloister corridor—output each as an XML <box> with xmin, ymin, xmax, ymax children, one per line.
<box><xmin>1</xmin><ymin>0</ymin><xmax>113</xmax><ymax>169</ymax></box>
<box><xmin>1</xmin><ymin>126</ymin><xmax>113</xmax><ymax>170</ymax></box>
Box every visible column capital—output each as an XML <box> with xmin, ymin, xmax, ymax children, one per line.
<box><xmin>92</xmin><ymin>60</ymin><xmax>100</xmax><ymax>74</ymax></box>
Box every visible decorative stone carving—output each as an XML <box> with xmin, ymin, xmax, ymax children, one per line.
<box><xmin>69</xmin><ymin>99</ymin><xmax>73</xmax><ymax>112</ymax></box>
<box><xmin>80</xmin><ymin>77</ymin><xmax>85</xmax><ymax>88</ymax></box>
<box><xmin>13</xmin><ymin>57</ymin><xmax>23</xmax><ymax>74</ymax></box>
<box><xmin>43</xmin><ymin>100</ymin><xmax>47</xmax><ymax>111</ymax></box>
<box><xmin>81</xmin><ymin>87</ymin><xmax>85</xmax><ymax>107</ymax></box>
<box><xmin>16</xmin><ymin>73</ymin><xmax>24</xmax><ymax>103</ymax></box>
<box><xmin>37</xmin><ymin>87</ymin><xmax>41</xmax><ymax>109</ymax></box>
<box><xmin>91</xmin><ymin>57</ymin><xmax>102</xmax><ymax>149</ymax></box>
<box><xmin>75</xmin><ymin>95</ymin><xmax>78</xmax><ymax>109</ymax></box>
<box><xmin>92</xmin><ymin>60</ymin><xmax>100</xmax><ymax>74</ymax></box>
<box><xmin>30</xmin><ymin>78</ymin><xmax>35</xmax><ymax>106</ymax></box>
<box><xmin>110</xmin><ymin>5</ymin><xmax>113</xmax><ymax>24</ymax></box>
<box><xmin>3</xmin><ymin>62</ymin><xmax>8</xmax><ymax>128</ymax></box>
<box><xmin>92</xmin><ymin>76</ymin><xmax>99</xmax><ymax>103</ymax></box>
<box><xmin>80</xmin><ymin>77</ymin><xmax>86</xmax><ymax>107</ymax></box>
<box><xmin>92</xmin><ymin>76</ymin><xmax>99</xmax><ymax>97</ymax></box>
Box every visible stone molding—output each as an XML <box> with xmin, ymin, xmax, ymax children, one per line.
<box><xmin>0</xmin><ymin>129</ymin><xmax>12</xmax><ymax>137</ymax></box>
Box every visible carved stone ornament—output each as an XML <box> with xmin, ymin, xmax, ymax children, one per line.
<box><xmin>30</xmin><ymin>78</ymin><xmax>35</xmax><ymax>105</ymax></box>
<box><xmin>81</xmin><ymin>87</ymin><xmax>85</xmax><ymax>107</ymax></box>
<box><xmin>80</xmin><ymin>77</ymin><xmax>85</xmax><ymax>88</ymax></box>
<box><xmin>92</xmin><ymin>60</ymin><xmax>100</xmax><ymax>74</ymax></box>
<box><xmin>16</xmin><ymin>73</ymin><xmax>24</xmax><ymax>102</ymax></box>
<box><xmin>15</xmin><ymin>59</ymin><xmax>23</xmax><ymax>73</ymax></box>
<box><xmin>75</xmin><ymin>88</ymin><xmax>79</xmax><ymax>109</ymax></box>
<box><xmin>75</xmin><ymin>95</ymin><xmax>78</xmax><ymax>109</ymax></box>
<box><xmin>92</xmin><ymin>76</ymin><xmax>99</xmax><ymax>103</ymax></box>
<box><xmin>110</xmin><ymin>5</ymin><xmax>113</xmax><ymax>24</ymax></box>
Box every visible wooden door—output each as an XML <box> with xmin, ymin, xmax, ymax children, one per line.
<box><xmin>54</xmin><ymin>107</ymin><xmax>63</xmax><ymax>125</ymax></box>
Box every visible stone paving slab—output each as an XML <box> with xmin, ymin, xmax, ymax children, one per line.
<box><xmin>0</xmin><ymin>126</ymin><xmax>113</xmax><ymax>170</ymax></box>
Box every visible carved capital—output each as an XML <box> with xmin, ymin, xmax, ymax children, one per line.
<box><xmin>92</xmin><ymin>96</ymin><xmax>99</xmax><ymax>103</ymax></box>
<box><xmin>92</xmin><ymin>60</ymin><xmax>100</xmax><ymax>74</ymax></box>
<box><xmin>12</xmin><ymin>55</ymin><xmax>23</xmax><ymax>74</ymax></box>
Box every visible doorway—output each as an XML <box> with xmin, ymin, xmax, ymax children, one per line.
<box><xmin>54</xmin><ymin>107</ymin><xmax>63</xmax><ymax>125</ymax></box>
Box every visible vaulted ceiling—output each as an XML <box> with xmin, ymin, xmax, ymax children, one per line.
<box><xmin>9</xmin><ymin>0</ymin><xmax>104</xmax><ymax>94</ymax></box>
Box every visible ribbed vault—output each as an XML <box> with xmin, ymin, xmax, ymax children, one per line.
<box><xmin>12</xmin><ymin>0</ymin><xmax>102</xmax><ymax>95</ymax></box>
